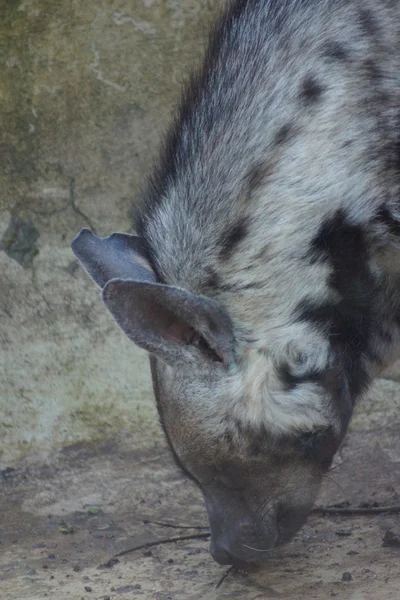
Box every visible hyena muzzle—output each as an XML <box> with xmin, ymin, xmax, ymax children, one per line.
<box><xmin>72</xmin><ymin>0</ymin><xmax>400</xmax><ymax>567</ymax></box>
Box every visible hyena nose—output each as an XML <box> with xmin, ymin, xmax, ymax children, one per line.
<box><xmin>210</xmin><ymin>541</ymin><xmax>233</xmax><ymax>565</ymax></box>
<box><xmin>210</xmin><ymin>539</ymin><xmax>251</xmax><ymax>568</ymax></box>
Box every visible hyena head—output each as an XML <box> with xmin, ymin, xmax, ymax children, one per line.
<box><xmin>72</xmin><ymin>228</ymin><xmax>351</xmax><ymax>567</ymax></box>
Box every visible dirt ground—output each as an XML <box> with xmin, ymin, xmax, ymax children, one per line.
<box><xmin>1</xmin><ymin>376</ymin><xmax>400</xmax><ymax>600</ymax></box>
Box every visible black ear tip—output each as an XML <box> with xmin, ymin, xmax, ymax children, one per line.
<box><xmin>71</xmin><ymin>228</ymin><xmax>95</xmax><ymax>256</ymax></box>
<box><xmin>71</xmin><ymin>228</ymin><xmax>92</xmax><ymax>244</ymax></box>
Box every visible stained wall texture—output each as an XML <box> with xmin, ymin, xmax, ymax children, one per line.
<box><xmin>0</xmin><ymin>0</ymin><xmax>219</xmax><ymax>466</ymax></box>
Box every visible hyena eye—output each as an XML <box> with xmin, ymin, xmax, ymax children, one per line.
<box><xmin>215</xmin><ymin>475</ymin><xmax>245</xmax><ymax>492</ymax></box>
<box><xmin>189</xmin><ymin>331</ymin><xmax>223</xmax><ymax>363</ymax></box>
<box><xmin>297</xmin><ymin>427</ymin><xmax>336</xmax><ymax>467</ymax></box>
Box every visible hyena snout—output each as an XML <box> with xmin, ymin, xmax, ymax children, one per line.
<box><xmin>205</xmin><ymin>496</ymin><xmax>280</xmax><ymax>567</ymax></box>
<box><xmin>205</xmin><ymin>489</ymin><xmax>316</xmax><ymax>566</ymax></box>
<box><xmin>209</xmin><ymin>525</ymin><xmax>277</xmax><ymax>567</ymax></box>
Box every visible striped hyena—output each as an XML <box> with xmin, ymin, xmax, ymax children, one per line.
<box><xmin>72</xmin><ymin>0</ymin><xmax>400</xmax><ymax>566</ymax></box>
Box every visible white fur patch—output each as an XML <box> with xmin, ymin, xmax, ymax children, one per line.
<box><xmin>225</xmin><ymin>342</ymin><xmax>337</xmax><ymax>436</ymax></box>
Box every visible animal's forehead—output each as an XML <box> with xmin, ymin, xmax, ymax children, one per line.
<box><xmin>154</xmin><ymin>354</ymin><xmax>336</xmax><ymax>475</ymax></box>
<box><xmin>159</xmin><ymin>391</ymin><xmax>326</xmax><ymax>475</ymax></box>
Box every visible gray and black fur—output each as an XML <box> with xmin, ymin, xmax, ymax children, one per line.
<box><xmin>73</xmin><ymin>0</ymin><xmax>400</xmax><ymax>567</ymax></box>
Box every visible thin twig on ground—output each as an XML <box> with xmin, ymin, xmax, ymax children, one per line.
<box><xmin>312</xmin><ymin>505</ymin><xmax>400</xmax><ymax>515</ymax></box>
<box><xmin>140</xmin><ymin>518</ymin><xmax>209</xmax><ymax>530</ymax></box>
<box><xmin>215</xmin><ymin>566</ymin><xmax>237</xmax><ymax>589</ymax></box>
<box><xmin>115</xmin><ymin>532</ymin><xmax>211</xmax><ymax>557</ymax></box>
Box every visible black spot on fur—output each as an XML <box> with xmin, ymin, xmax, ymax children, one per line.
<box><xmin>219</xmin><ymin>281</ymin><xmax>264</xmax><ymax>292</ymax></box>
<box><xmin>341</xmin><ymin>140</ymin><xmax>353</xmax><ymax>148</ymax></box>
<box><xmin>322</xmin><ymin>41</ymin><xmax>349</xmax><ymax>62</ymax></box>
<box><xmin>274</xmin><ymin>123</ymin><xmax>292</xmax><ymax>146</ymax></box>
<box><xmin>302</xmin><ymin>210</ymin><xmax>381</xmax><ymax>405</ymax></box>
<box><xmin>204</xmin><ymin>269</ymin><xmax>221</xmax><ymax>290</ymax></box>
<box><xmin>297</xmin><ymin>300</ymin><xmax>372</xmax><ymax>401</ymax></box>
<box><xmin>358</xmin><ymin>8</ymin><xmax>379</xmax><ymax>38</ymax></box>
<box><xmin>277</xmin><ymin>362</ymin><xmax>322</xmax><ymax>392</ymax></box>
<box><xmin>375</xmin><ymin>205</ymin><xmax>400</xmax><ymax>236</ymax></box>
<box><xmin>362</xmin><ymin>58</ymin><xmax>382</xmax><ymax>83</ymax></box>
<box><xmin>309</xmin><ymin>209</ymin><xmax>377</xmax><ymax>304</ymax></box>
<box><xmin>244</xmin><ymin>162</ymin><xmax>272</xmax><ymax>193</ymax></box>
<box><xmin>299</xmin><ymin>76</ymin><xmax>324</xmax><ymax>104</ymax></box>
<box><xmin>309</xmin><ymin>209</ymin><xmax>369</xmax><ymax>295</ymax></box>
<box><xmin>234</xmin><ymin>419</ymin><xmax>244</xmax><ymax>436</ymax></box>
<box><xmin>218</xmin><ymin>218</ymin><xmax>249</xmax><ymax>259</ymax></box>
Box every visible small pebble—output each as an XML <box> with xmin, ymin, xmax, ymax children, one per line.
<box><xmin>84</xmin><ymin>586</ymin><xmax>92</xmax><ymax>592</ymax></box>
<box><xmin>335</xmin><ymin>530</ymin><xmax>352</xmax><ymax>537</ymax></box>
<box><xmin>382</xmin><ymin>530</ymin><xmax>400</xmax><ymax>548</ymax></box>
<box><xmin>342</xmin><ymin>572</ymin><xmax>353</xmax><ymax>582</ymax></box>
<box><xmin>187</xmin><ymin>548</ymin><xmax>202</xmax><ymax>555</ymax></box>
<box><xmin>73</xmin><ymin>565</ymin><xmax>81</xmax><ymax>572</ymax></box>
<box><xmin>98</xmin><ymin>557</ymin><xmax>119</xmax><ymax>569</ymax></box>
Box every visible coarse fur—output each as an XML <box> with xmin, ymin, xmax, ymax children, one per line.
<box><xmin>136</xmin><ymin>0</ymin><xmax>400</xmax><ymax>434</ymax></box>
<box><xmin>73</xmin><ymin>0</ymin><xmax>400</xmax><ymax>567</ymax></box>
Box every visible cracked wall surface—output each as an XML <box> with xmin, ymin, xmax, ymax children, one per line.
<box><xmin>0</xmin><ymin>0</ymin><xmax>219</xmax><ymax>466</ymax></box>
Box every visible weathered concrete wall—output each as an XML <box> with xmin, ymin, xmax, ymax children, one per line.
<box><xmin>0</xmin><ymin>0</ymin><xmax>220</xmax><ymax>466</ymax></box>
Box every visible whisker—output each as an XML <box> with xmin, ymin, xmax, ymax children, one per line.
<box><xmin>242</xmin><ymin>543</ymin><xmax>275</xmax><ymax>553</ymax></box>
<box><xmin>323</xmin><ymin>474</ymin><xmax>348</xmax><ymax>502</ymax></box>
<box><xmin>328</xmin><ymin>444</ymin><xmax>371</xmax><ymax>472</ymax></box>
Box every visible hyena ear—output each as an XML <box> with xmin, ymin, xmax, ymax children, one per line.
<box><xmin>71</xmin><ymin>228</ymin><xmax>156</xmax><ymax>287</ymax></box>
<box><xmin>102</xmin><ymin>279</ymin><xmax>235</xmax><ymax>369</ymax></box>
